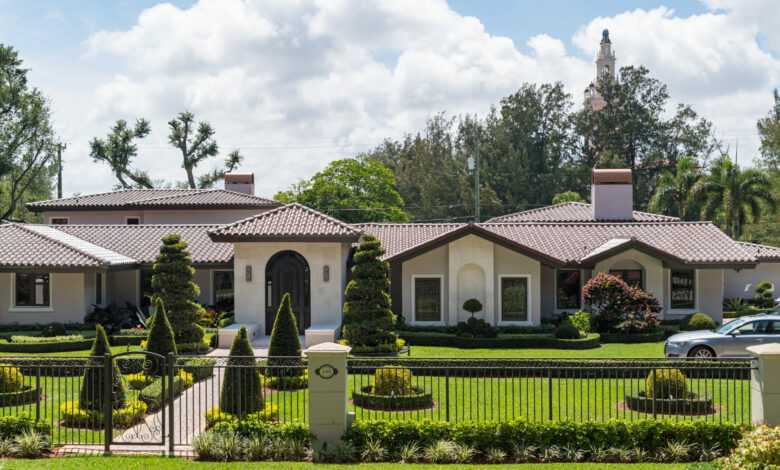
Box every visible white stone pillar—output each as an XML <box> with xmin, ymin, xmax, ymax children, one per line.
<box><xmin>747</xmin><ymin>343</ymin><xmax>780</xmax><ymax>426</ymax></box>
<box><xmin>305</xmin><ymin>342</ymin><xmax>351</xmax><ymax>446</ymax></box>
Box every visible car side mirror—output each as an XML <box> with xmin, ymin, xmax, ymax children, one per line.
<box><xmin>730</xmin><ymin>330</ymin><xmax>741</xmax><ymax>337</ymax></box>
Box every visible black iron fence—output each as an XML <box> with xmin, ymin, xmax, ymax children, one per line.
<box><xmin>0</xmin><ymin>355</ymin><xmax>754</xmax><ymax>450</ymax></box>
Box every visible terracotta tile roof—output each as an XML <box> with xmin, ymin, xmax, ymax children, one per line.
<box><xmin>58</xmin><ymin>224</ymin><xmax>233</xmax><ymax>264</ymax></box>
<box><xmin>355</xmin><ymin>223</ymin><xmax>467</xmax><ymax>260</ymax></box>
<box><xmin>737</xmin><ymin>241</ymin><xmax>780</xmax><ymax>261</ymax></box>
<box><xmin>26</xmin><ymin>189</ymin><xmax>279</xmax><ymax>211</ymax></box>
<box><xmin>0</xmin><ymin>224</ymin><xmax>136</xmax><ymax>268</ymax></box>
<box><xmin>486</xmin><ymin>202</ymin><xmax>679</xmax><ymax>223</ymax></box>
<box><xmin>209</xmin><ymin>203</ymin><xmax>363</xmax><ymax>240</ymax></box>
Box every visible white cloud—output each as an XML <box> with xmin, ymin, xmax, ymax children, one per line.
<box><xmin>52</xmin><ymin>0</ymin><xmax>780</xmax><ymax>197</ymax></box>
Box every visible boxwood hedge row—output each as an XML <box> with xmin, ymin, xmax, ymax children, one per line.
<box><xmin>398</xmin><ymin>332</ymin><xmax>600</xmax><ymax>349</ymax></box>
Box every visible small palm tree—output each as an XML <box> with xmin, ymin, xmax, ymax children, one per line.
<box><xmin>691</xmin><ymin>156</ymin><xmax>777</xmax><ymax>239</ymax></box>
<box><xmin>649</xmin><ymin>156</ymin><xmax>700</xmax><ymax>219</ymax></box>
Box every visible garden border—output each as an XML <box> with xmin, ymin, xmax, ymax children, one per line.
<box><xmin>397</xmin><ymin>332</ymin><xmax>600</xmax><ymax>349</ymax></box>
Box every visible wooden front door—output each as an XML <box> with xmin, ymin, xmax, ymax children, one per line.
<box><xmin>265</xmin><ymin>251</ymin><xmax>311</xmax><ymax>335</ymax></box>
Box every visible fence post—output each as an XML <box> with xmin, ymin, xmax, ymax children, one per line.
<box><xmin>547</xmin><ymin>369</ymin><xmax>552</xmax><ymax>421</ymax></box>
<box><xmin>35</xmin><ymin>367</ymin><xmax>41</xmax><ymax>421</ymax></box>
<box><xmin>445</xmin><ymin>369</ymin><xmax>450</xmax><ymax>422</ymax></box>
<box><xmin>748</xmin><ymin>344</ymin><xmax>780</xmax><ymax>426</ymax></box>
<box><xmin>304</xmin><ymin>342</ymin><xmax>351</xmax><ymax>447</ymax></box>
<box><xmin>103</xmin><ymin>353</ymin><xmax>113</xmax><ymax>453</ymax></box>
<box><xmin>168</xmin><ymin>353</ymin><xmax>175</xmax><ymax>453</ymax></box>
<box><xmin>652</xmin><ymin>369</ymin><xmax>657</xmax><ymax>420</ymax></box>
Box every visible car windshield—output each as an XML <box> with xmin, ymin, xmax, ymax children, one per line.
<box><xmin>715</xmin><ymin>320</ymin><xmax>743</xmax><ymax>334</ymax></box>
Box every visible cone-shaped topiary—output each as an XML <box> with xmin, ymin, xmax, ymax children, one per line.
<box><xmin>342</xmin><ymin>235</ymin><xmax>398</xmax><ymax>348</ymax></box>
<box><xmin>79</xmin><ymin>325</ymin><xmax>126</xmax><ymax>411</ymax></box>
<box><xmin>145</xmin><ymin>298</ymin><xmax>177</xmax><ymax>376</ymax></box>
<box><xmin>267</xmin><ymin>293</ymin><xmax>303</xmax><ymax>376</ymax></box>
<box><xmin>151</xmin><ymin>234</ymin><xmax>206</xmax><ymax>344</ymax></box>
<box><xmin>219</xmin><ymin>326</ymin><xmax>263</xmax><ymax>416</ymax></box>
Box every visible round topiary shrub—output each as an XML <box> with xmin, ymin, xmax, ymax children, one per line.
<box><xmin>554</xmin><ymin>324</ymin><xmax>582</xmax><ymax>339</ymax></box>
<box><xmin>0</xmin><ymin>364</ymin><xmax>24</xmax><ymax>393</ymax></box>
<box><xmin>41</xmin><ymin>322</ymin><xmax>67</xmax><ymax>338</ymax></box>
<box><xmin>462</xmin><ymin>298</ymin><xmax>483</xmax><ymax>318</ymax></box>
<box><xmin>373</xmin><ymin>367</ymin><xmax>413</xmax><ymax>396</ymax></box>
<box><xmin>646</xmin><ymin>368</ymin><xmax>687</xmax><ymax>399</ymax></box>
<box><xmin>683</xmin><ymin>313</ymin><xmax>715</xmax><ymax>331</ymax></box>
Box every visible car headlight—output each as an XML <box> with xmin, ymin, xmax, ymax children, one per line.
<box><xmin>667</xmin><ymin>341</ymin><xmax>687</xmax><ymax>348</ymax></box>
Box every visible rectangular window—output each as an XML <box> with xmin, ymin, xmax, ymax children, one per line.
<box><xmin>556</xmin><ymin>270</ymin><xmax>581</xmax><ymax>309</ymax></box>
<box><xmin>95</xmin><ymin>273</ymin><xmax>103</xmax><ymax>304</ymax></box>
<box><xmin>15</xmin><ymin>273</ymin><xmax>50</xmax><ymax>307</ymax></box>
<box><xmin>126</xmin><ymin>217</ymin><xmax>140</xmax><ymax>225</ymax></box>
<box><xmin>414</xmin><ymin>277</ymin><xmax>441</xmax><ymax>322</ymax></box>
<box><xmin>501</xmin><ymin>277</ymin><xmax>529</xmax><ymax>322</ymax></box>
<box><xmin>213</xmin><ymin>271</ymin><xmax>235</xmax><ymax>311</ymax></box>
<box><xmin>610</xmin><ymin>269</ymin><xmax>643</xmax><ymax>288</ymax></box>
<box><xmin>50</xmin><ymin>218</ymin><xmax>68</xmax><ymax>225</ymax></box>
<box><xmin>670</xmin><ymin>269</ymin><xmax>695</xmax><ymax>309</ymax></box>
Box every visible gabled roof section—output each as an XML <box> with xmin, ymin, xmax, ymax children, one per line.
<box><xmin>486</xmin><ymin>202</ymin><xmax>680</xmax><ymax>223</ymax></box>
<box><xmin>354</xmin><ymin>223</ymin><xmax>467</xmax><ymax>260</ymax></box>
<box><xmin>58</xmin><ymin>224</ymin><xmax>233</xmax><ymax>264</ymax></box>
<box><xmin>26</xmin><ymin>189</ymin><xmax>279</xmax><ymax>211</ymax></box>
<box><xmin>209</xmin><ymin>203</ymin><xmax>363</xmax><ymax>242</ymax></box>
<box><xmin>738</xmin><ymin>241</ymin><xmax>780</xmax><ymax>262</ymax></box>
<box><xmin>0</xmin><ymin>224</ymin><xmax>136</xmax><ymax>269</ymax></box>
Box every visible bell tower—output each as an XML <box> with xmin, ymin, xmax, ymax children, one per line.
<box><xmin>583</xmin><ymin>29</ymin><xmax>616</xmax><ymax>111</ymax></box>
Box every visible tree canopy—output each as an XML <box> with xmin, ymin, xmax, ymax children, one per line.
<box><xmin>90</xmin><ymin>119</ymin><xmax>154</xmax><ymax>189</ymax></box>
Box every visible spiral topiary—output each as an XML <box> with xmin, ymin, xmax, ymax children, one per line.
<box><xmin>373</xmin><ymin>367</ymin><xmax>414</xmax><ymax>396</ymax></box>
<box><xmin>342</xmin><ymin>235</ymin><xmax>398</xmax><ymax>348</ymax></box>
<box><xmin>646</xmin><ymin>368</ymin><xmax>688</xmax><ymax>399</ymax></box>
<box><xmin>0</xmin><ymin>364</ymin><xmax>24</xmax><ymax>393</ymax></box>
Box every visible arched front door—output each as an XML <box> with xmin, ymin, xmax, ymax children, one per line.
<box><xmin>265</xmin><ymin>251</ymin><xmax>311</xmax><ymax>335</ymax></box>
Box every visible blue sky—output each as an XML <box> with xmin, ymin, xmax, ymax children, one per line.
<box><xmin>1</xmin><ymin>0</ymin><xmax>778</xmax><ymax>196</ymax></box>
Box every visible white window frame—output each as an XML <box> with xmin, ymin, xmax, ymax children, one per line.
<box><xmin>411</xmin><ymin>274</ymin><xmax>444</xmax><ymax>325</ymax></box>
<box><xmin>212</xmin><ymin>269</ymin><xmax>234</xmax><ymax>306</ymax></box>
<box><xmin>669</xmin><ymin>268</ymin><xmax>698</xmax><ymax>313</ymax></box>
<box><xmin>554</xmin><ymin>269</ymin><xmax>582</xmax><ymax>312</ymax></box>
<box><xmin>9</xmin><ymin>273</ymin><xmax>54</xmax><ymax>312</ymax></box>
<box><xmin>49</xmin><ymin>217</ymin><xmax>69</xmax><ymax>225</ymax></box>
<box><xmin>498</xmin><ymin>274</ymin><xmax>532</xmax><ymax>326</ymax></box>
<box><xmin>125</xmin><ymin>216</ymin><xmax>141</xmax><ymax>225</ymax></box>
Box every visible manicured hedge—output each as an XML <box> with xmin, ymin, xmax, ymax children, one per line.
<box><xmin>0</xmin><ymin>323</ymin><xmax>93</xmax><ymax>332</ymax></box>
<box><xmin>0</xmin><ymin>334</ymin><xmax>144</xmax><ymax>353</ymax></box>
<box><xmin>342</xmin><ymin>419</ymin><xmax>744</xmax><ymax>455</ymax></box>
<box><xmin>599</xmin><ymin>330</ymin><xmax>666</xmax><ymax>343</ymax></box>
<box><xmin>723</xmin><ymin>309</ymin><xmax>770</xmax><ymax>319</ymax></box>
<box><xmin>0</xmin><ymin>386</ymin><xmax>40</xmax><ymax>406</ymax></box>
<box><xmin>352</xmin><ymin>385</ymin><xmax>433</xmax><ymax>411</ymax></box>
<box><xmin>180</xmin><ymin>357</ymin><xmax>216</xmax><ymax>382</ymax></box>
<box><xmin>398</xmin><ymin>332</ymin><xmax>600</xmax><ymax>349</ymax></box>
<box><xmin>624</xmin><ymin>394</ymin><xmax>714</xmax><ymax>414</ymax></box>
<box><xmin>397</xmin><ymin>323</ymin><xmax>556</xmax><ymax>335</ymax></box>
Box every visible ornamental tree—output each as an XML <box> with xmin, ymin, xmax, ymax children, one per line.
<box><xmin>582</xmin><ymin>273</ymin><xmax>660</xmax><ymax>333</ymax></box>
<box><xmin>151</xmin><ymin>234</ymin><xmax>206</xmax><ymax>344</ymax></box>
<box><xmin>145</xmin><ymin>297</ymin><xmax>177</xmax><ymax>376</ymax></box>
<box><xmin>79</xmin><ymin>325</ymin><xmax>126</xmax><ymax>411</ymax></box>
<box><xmin>462</xmin><ymin>298</ymin><xmax>483</xmax><ymax>318</ymax></box>
<box><xmin>342</xmin><ymin>235</ymin><xmax>398</xmax><ymax>348</ymax></box>
<box><xmin>220</xmin><ymin>326</ymin><xmax>263</xmax><ymax>416</ymax></box>
<box><xmin>267</xmin><ymin>293</ymin><xmax>303</xmax><ymax>376</ymax></box>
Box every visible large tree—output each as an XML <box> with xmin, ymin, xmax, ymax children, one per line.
<box><xmin>648</xmin><ymin>155</ymin><xmax>700</xmax><ymax>219</ymax></box>
<box><xmin>0</xmin><ymin>44</ymin><xmax>58</xmax><ymax>221</ymax></box>
<box><xmin>90</xmin><ymin>119</ymin><xmax>154</xmax><ymax>189</ymax></box>
<box><xmin>275</xmin><ymin>155</ymin><xmax>408</xmax><ymax>223</ymax></box>
<box><xmin>167</xmin><ymin>111</ymin><xmax>243</xmax><ymax>189</ymax></box>
<box><xmin>692</xmin><ymin>156</ymin><xmax>776</xmax><ymax>239</ymax></box>
<box><xmin>757</xmin><ymin>89</ymin><xmax>780</xmax><ymax>171</ymax></box>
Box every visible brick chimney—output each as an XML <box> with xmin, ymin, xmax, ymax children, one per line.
<box><xmin>591</xmin><ymin>169</ymin><xmax>633</xmax><ymax>220</ymax></box>
<box><xmin>224</xmin><ymin>172</ymin><xmax>255</xmax><ymax>196</ymax></box>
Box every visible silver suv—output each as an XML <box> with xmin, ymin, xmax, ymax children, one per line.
<box><xmin>664</xmin><ymin>315</ymin><xmax>780</xmax><ymax>358</ymax></box>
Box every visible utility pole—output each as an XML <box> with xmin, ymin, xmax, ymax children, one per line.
<box><xmin>57</xmin><ymin>143</ymin><xmax>65</xmax><ymax>199</ymax></box>
<box><xmin>467</xmin><ymin>139</ymin><xmax>481</xmax><ymax>223</ymax></box>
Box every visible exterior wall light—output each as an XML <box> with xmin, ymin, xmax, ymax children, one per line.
<box><xmin>323</xmin><ymin>265</ymin><xmax>330</xmax><ymax>282</ymax></box>
<box><xmin>245</xmin><ymin>265</ymin><xmax>252</xmax><ymax>282</ymax></box>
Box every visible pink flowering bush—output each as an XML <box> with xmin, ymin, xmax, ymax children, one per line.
<box><xmin>582</xmin><ymin>273</ymin><xmax>660</xmax><ymax>333</ymax></box>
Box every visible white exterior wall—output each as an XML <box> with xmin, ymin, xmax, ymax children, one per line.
<box><xmin>192</xmin><ymin>269</ymin><xmax>212</xmax><ymax>305</ymax></box>
<box><xmin>233</xmin><ymin>241</ymin><xmax>348</xmax><ymax>334</ymax></box>
<box><xmin>724</xmin><ymin>263</ymin><xmax>780</xmax><ymax>299</ymax></box>
<box><xmin>0</xmin><ymin>272</ymin><xmax>87</xmax><ymax>324</ymax></box>
<box><xmin>449</xmin><ymin>236</ymin><xmax>494</xmax><ymax>325</ymax></box>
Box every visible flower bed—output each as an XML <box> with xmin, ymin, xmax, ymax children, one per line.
<box><xmin>352</xmin><ymin>384</ymin><xmax>434</xmax><ymax>411</ymax></box>
<box><xmin>599</xmin><ymin>330</ymin><xmax>665</xmax><ymax>343</ymax></box>
<box><xmin>203</xmin><ymin>404</ymin><xmax>279</xmax><ymax>427</ymax></box>
<box><xmin>623</xmin><ymin>392</ymin><xmax>715</xmax><ymax>415</ymax></box>
<box><xmin>0</xmin><ymin>386</ymin><xmax>40</xmax><ymax>406</ymax></box>
<box><xmin>398</xmin><ymin>331</ymin><xmax>600</xmax><ymax>349</ymax></box>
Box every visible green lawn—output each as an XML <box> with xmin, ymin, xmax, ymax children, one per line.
<box><xmin>0</xmin><ymin>345</ymin><xmax>142</xmax><ymax>357</ymax></box>
<box><xmin>405</xmin><ymin>342</ymin><xmax>665</xmax><ymax>358</ymax></box>
<box><xmin>2</xmin><ymin>456</ymin><xmax>692</xmax><ymax>469</ymax></box>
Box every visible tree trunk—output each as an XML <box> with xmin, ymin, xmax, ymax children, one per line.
<box><xmin>185</xmin><ymin>164</ymin><xmax>196</xmax><ymax>189</ymax></box>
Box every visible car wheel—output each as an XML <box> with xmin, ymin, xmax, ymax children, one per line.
<box><xmin>688</xmin><ymin>346</ymin><xmax>716</xmax><ymax>359</ymax></box>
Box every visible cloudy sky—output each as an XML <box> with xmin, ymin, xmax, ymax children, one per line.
<box><xmin>2</xmin><ymin>0</ymin><xmax>779</xmax><ymax>199</ymax></box>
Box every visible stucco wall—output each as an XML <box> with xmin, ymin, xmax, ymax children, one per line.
<box><xmin>724</xmin><ymin>263</ymin><xmax>780</xmax><ymax>299</ymax></box>
<box><xmin>112</xmin><ymin>270</ymin><xmax>139</xmax><ymax>306</ymax></box>
<box><xmin>233</xmin><ymin>241</ymin><xmax>348</xmax><ymax>335</ymax></box>
<box><xmin>449</xmin><ymin>235</ymin><xmax>494</xmax><ymax>325</ymax></box>
<box><xmin>193</xmin><ymin>269</ymin><xmax>213</xmax><ymax>305</ymax></box>
<box><xmin>43</xmin><ymin>208</ymin><xmax>268</xmax><ymax>225</ymax></box>
<box><xmin>0</xmin><ymin>272</ymin><xmax>87</xmax><ymax>324</ymax></box>
<box><xmin>540</xmin><ymin>265</ymin><xmax>555</xmax><ymax>319</ymax></box>
<box><xmin>401</xmin><ymin>244</ymin><xmax>449</xmax><ymax>324</ymax></box>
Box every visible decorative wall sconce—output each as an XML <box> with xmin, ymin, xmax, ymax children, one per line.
<box><xmin>323</xmin><ymin>265</ymin><xmax>330</xmax><ymax>282</ymax></box>
<box><xmin>245</xmin><ymin>265</ymin><xmax>252</xmax><ymax>282</ymax></box>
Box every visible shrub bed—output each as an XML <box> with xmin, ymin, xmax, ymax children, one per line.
<box><xmin>0</xmin><ymin>386</ymin><xmax>40</xmax><ymax>406</ymax></box>
<box><xmin>203</xmin><ymin>404</ymin><xmax>280</xmax><ymax>427</ymax></box>
<box><xmin>138</xmin><ymin>371</ymin><xmax>193</xmax><ymax>411</ymax></box>
<box><xmin>262</xmin><ymin>370</ymin><xmax>308</xmax><ymax>390</ymax></box>
<box><xmin>0</xmin><ymin>338</ymin><xmax>94</xmax><ymax>353</ymax></box>
<box><xmin>209</xmin><ymin>419</ymin><xmax>311</xmax><ymax>441</ymax></box>
<box><xmin>599</xmin><ymin>330</ymin><xmax>665</xmax><ymax>343</ymax></box>
<box><xmin>397</xmin><ymin>332</ymin><xmax>600</xmax><ymax>349</ymax></box>
<box><xmin>342</xmin><ymin>419</ymin><xmax>744</xmax><ymax>458</ymax></box>
<box><xmin>352</xmin><ymin>385</ymin><xmax>434</xmax><ymax>411</ymax></box>
<box><xmin>59</xmin><ymin>399</ymin><xmax>147</xmax><ymax>428</ymax></box>
<box><xmin>180</xmin><ymin>357</ymin><xmax>216</xmax><ymax>381</ymax></box>
<box><xmin>624</xmin><ymin>393</ymin><xmax>715</xmax><ymax>414</ymax></box>
<box><xmin>0</xmin><ymin>413</ymin><xmax>51</xmax><ymax>439</ymax></box>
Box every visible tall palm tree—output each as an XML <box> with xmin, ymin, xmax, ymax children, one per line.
<box><xmin>691</xmin><ymin>156</ymin><xmax>777</xmax><ymax>239</ymax></box>
<box><xmin>649</xmin><ymin>156</ymin><xmax>700</xmax><ymax>219</ymax></box>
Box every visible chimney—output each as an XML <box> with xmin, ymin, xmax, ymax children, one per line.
<box><xmin>591</xmin><ymin>168</ymin><xmax>633</xmax><ymax>220</ymax></box>
<box><xmin>224</xmin><ymin>172</ymin><xmax>255</xmax><ymax>196</ymax></box>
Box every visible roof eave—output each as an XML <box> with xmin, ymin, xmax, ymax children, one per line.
<box><xmin>208</xmin><ymin>234</ymin><xmax>362</xmax><ymax>243</ymax></box>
